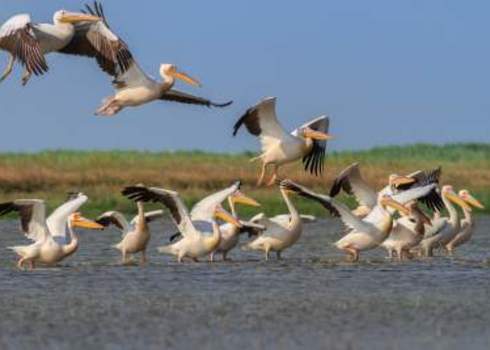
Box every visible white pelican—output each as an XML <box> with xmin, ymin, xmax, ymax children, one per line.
<box><xmin>0</xmin><ymin>193</ymin><xmax>103</xmax><ymax>269</ymax></box>
<box><xmin>167</xmin><ymin>189</ymin><xmax>265</xmax><ymax>261</ymax></box>
<box><xmin>330</xmin><ymin>163</ymin><xmax>444</xmax><ymax>217</ymax></box>
<box><xmin>0</xmin><ymin>2</ymin><xmax>132</xmax><ymax>86</ymax></box>
<box><xmin>122</xmin><ymin>183</ymin><xmax>241</xmax><ymax>262</ymax></box>
<box><xmin>96</xmin><ymin>202</ymin><xmax>164</xmax><ymax>265</ymax></box>
<box><xmin>445</xmin><ymin>190</ymin><xmax>485</xmax><ymax>254</ymax></box>
<box><xmin>233</xmin><ymin>97</ymin><xmax>332</xmax><ymax>186</ymax></box>
<box><xmin>381</xmin><ymin>202</ymin><xmax>432</xmax><ymax>260</ymax></box>
<box><xmin>282</xmin><ymin>180</ymin><xmax>438</xmax><ymax>261</ymax></box>
<box><xmin>417</xmin><ymin>185</ymin><xmax>471</xmax><ymax>257</ymax></box>
<box><xmin>244</xmin><ymin>180</ymin><xmax>303</xmax><ymax>260</ymax></box>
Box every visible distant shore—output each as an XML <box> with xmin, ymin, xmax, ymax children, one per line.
<box><xmin>0</xmin><ymin>143</ymin><xmax>488</xmax><ymax>217</ymax></box>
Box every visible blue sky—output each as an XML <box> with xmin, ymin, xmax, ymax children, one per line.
<box><xmin>1</xmin><ymin>0</ymin><xmax>489</xmax><ymax>152</ymax></box>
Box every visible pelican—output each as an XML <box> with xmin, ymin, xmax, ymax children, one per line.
<box><xmin>244</xmin><ymin>180</ymin><xmax>303</xmax><ymax>260</ymax></box>
<box><xmin>381</xmin><ymin>202</ymin><xmax>432</xmax><ymax>260</ymax></box>
<box><xmin>167</xmin><ymin>189</ymin><xmax>265</xmax><ymax>261</ymax></box>
<box><xmin>96</xmin><ymin>203</ymin><xmax>164</xmax><ymax>265</ymax></box>
<box><xmin>281</xmin><ymin>180</ymin><xmax>437</xmax><ymax>261</ymax></box>
<box><xmin>330</xmin><ymin>163</ymin><xmax>443</xmax><ymax>218</ymax></box>
<box><xmin>0</xmin><ymin>193</ymin><xmax>103</xmax><ymax>269</ymax></box>
<box><xmin>445</xmin><ymin>190</ymin><xmax>485</xmax><ymax>254</ymax></box>
<box><xmin>0</xmin><ymin>2</ymin><xmax>132</xmax><ymax>86</ymax></box>
<box><xmin>122</xmin><ymin>183</ymin><xmax>241</xmax><ymax>262</ymax></box>
<box><xmin>233</xmin><ymin>97</ymin><xmax>332</xmax><ymax>186</ymax></box>
<box><xmin>417</xmin><ymin>185</ymin><xmax>471</xmax><ymax>257</ymax></box>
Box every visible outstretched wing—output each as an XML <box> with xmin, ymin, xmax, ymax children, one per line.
<box><xmin>96</xmin><ymin>211</ymin><xmax>130</xmax><ymax>235</ymax></box>
<box><xmin>122</xmin><ymin>185</ymin><xmax>197</xmax><ymax>238</ymax></box>
<box><xmin>0</xmin><ymin>14</ymin><xmax>48</xmax><ymax>76</ymax></box>
<box><xmin>159</xmin><ymin>89</ymin><xmax>233</xmax><ymax>108</ymax></box>
<box><xmin>46</xmin><ymin>193</ymin><xmax>88</xmax><ymax>240</ymax></box>
<box><xmin>129</xmin><ymin>209</ymin><xmax>164</xmax><ymax>225</ymax></box>
<box><xmin>329</xmin><ymin>163</ymin><xmax>378</xmax><ymax>209</ymax></box>
<box><xmin>293</xmin><ymin>116</ymin><xmax>329</xmax><ymax>176</ymax></box>
<box><xmin>399</xmin><ymin>167</ymin><xmax>444</xmax><ymax>211</ymax></box>
<box><xmin>233</xmin><ymin>97</ymin><xmax>290</xmax><ymax>152</ymax></box>
<box><xmin>59</xmin><ymin>1</ymin><xmax>133</xmax><ymax>77</ymax></box>
<box><xmin>0</xmin><ymin>199</ymin><xmax>49</xmax><ymax>241</ymax></box>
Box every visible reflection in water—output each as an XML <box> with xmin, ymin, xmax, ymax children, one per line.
<box><xmin>0</xmin><ymin>218</ymin><xmax>490</xmax><ymax>350</ymax></box>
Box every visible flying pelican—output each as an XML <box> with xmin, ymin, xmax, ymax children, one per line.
<box><xmin>281</xmin><ymin>180</ymin><xmax>437</xmax><ymax>261</ymax></box>
<box><xmin>233</xmin><ymin>97</ymin><xmax>332</xmax><ymax>186</ymax></box>
<box><xmin>381</xmin><ymin>202</ymin><xmax>432</xmax><ymax>260</ymax></box>
<box><xmin>0</xmin><ymin>2</ymin><xmax>131</xmax><ymax>86</ymax></box>
<box><xmin>416</xmin><ymin>185</ymin><xmax>471</xmax><ymax>257</ymax></box>
<box><xmin>96</xmin><ymin>203</ymin><xmax>164</xmax><ymax>265</ymax></box>
<box><xmin>445</xmin><ymin>190</ymin><xmax>484</xmax><ymax>254</ymax></box>
<box><xmin>329</xmin><ymin>163</ymin><xmax>443</xmax><ymax>217</ymax></box>
<box><xmin>122</xmin><ymin>183</ymin><xmax>241</xmax><ymax>263</ymax></box>
<box><xmin>0</xmin><ymin>193</ymin><xmax>103</xmax><ymax>269</ymax></box>
<box><xmin>244</xmin><ymin>180</ymin><xmax>303</xmax><ymax>260</ymax></box>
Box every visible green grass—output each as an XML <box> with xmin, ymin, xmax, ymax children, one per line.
<box><xmin>0</xmin><ymin>143</ymin><xmax>488</xmax><ymax>218</ymax></box>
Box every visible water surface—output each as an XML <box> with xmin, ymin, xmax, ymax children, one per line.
<box><xmin>0</xmin><ymin>217</ymin><xmax>489</xmax><ymax>350</ymax></box>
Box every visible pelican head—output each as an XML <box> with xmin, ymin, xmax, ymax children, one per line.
<box><xmin>379</xmin><ymin>195</ymin><xmax>410</xmax><ymax>216</ymax></box>
<box><xmin>389</xmin><ymin>174</ymin><xmax>416</xmax><ymax>189</ymax></box>
<box><xmin>459</xmin><ymin>189</ymin><xmax>485</xmax><ymax>210</ymax></box>
<box><xmin>69</xmin><ymin>212</ymin><xmax>105</xmax><ymax>230</ymax></box>
<box><xmin>442</xmin><ymin>185</ymin><xmax>471</xmax><ymax>210</ymax></box>
<box><xmin>230</xmin><ymin>191</ymin><xmax>260</xmax><ymax>207</ymax></box>
<box><xmin>54</xmin><ymin>10</ymin><xmax>100</xmax><ymax>25</ymax></box>
<box><xmin>214</xmin><ymin>205</ymin><xmax>242</xmax><ymax>227</ymax></box>
<box><xmin>160</xmin><ymin>64</ymin><xmax>201</xmax><ymax>87</ymax></box>
<box><xmin>299</xmin><ymin>127</ymin><xmax>332</xmax><ymax>142</ymax></box>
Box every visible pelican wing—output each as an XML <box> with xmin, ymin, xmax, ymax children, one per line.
<box><xmin>292</xmin><ymin>116</ymin><xmax>329</xmax><ymax>175</ymax></box>
<box><xmin>59</xmin><ymin>2</ymin><xmax>133</xmax><ymax>77</ymax></box>
<box><xmin>329</xmin><ymin>163</ymin><xmax>377</xmax><ymax>209</ymax></box>
<box><xmin>160</xmin><ymin>90</ymin><xmax>233</xmax><ymax>108</ymax></box>
<box><xmin>238</xmin><ymin>220</ymin><xmax>266</xmax><ymax>237</ymax></box>
<box><xmin>190</xmin><ymin>181</ymin><xmax>241</xmax><ymax>221</ymax></box>
<box><xmin>122</xmin><ymin>185</ymin><xmax>197</xmax><ymax>238</ymax></box>
<box><xmin>46</xmin><ymin>193</ymin><xmax>88</xmax><ymax>241</ymax></box>
<box><xmin>129</xmin><ymin>209</ymin><xmax>164</xmax><ymax>225</ymax></box>
<box><xmin>398</xmin><ymin>167</ymin><xmax>444</xmax><ymax>211</ymax></box>
<box><xmin>96</xmin><ymin>211</ymin><xmax>130</xmax><ymax>234</ymax></box>
<box><xmin>0</xmin><ymin>199</ymin><xmax>49</xmax><ymax>241</ymax></box>
<box><xmin>280</xmin><ymin>180</ymin><xmax>339</xmax><ymax>217</ymax></box>
<box><xmin>232</xmin><ymin>97</ymin><xmax>290</xmax><ymax>151</ymax></box>
<box><xmin>0</xmin><ymin>14</ymin><xmax>48</xmax><ymax>76</ymax></box>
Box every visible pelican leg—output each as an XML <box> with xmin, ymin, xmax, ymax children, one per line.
<box><xmin>387</xmin><ymin>249</ymin><xmax>393</xmax><ymax>259</ymax></box>
<box><xmin>0</xmin><ymin>53</ymin><xmax>14</xmax><ymax>83</ymax></box>
<box><xmin>395</xmin><ymin>248</ymin><xmax>403</xmax><ymax>261</ymax></box>
<box><xmin>266</xmin><ymin>165</ymin><xmax>279</xmax><ymax>186</ymax></box>
<box><xmin>121</xmin><ymin>250</ymin><xmax>128</xmax><ymax>265</ymax></box>
<box><xmin>276</xmin><ymin>251</ymin><xmax>282</xmax><ymax>260</ymax></box>
<box><xmin>264</xmin><ymin>246</ymin><xmax>271</xmax><ymax>261</ymax></box>
<box><xmin>209</xmin><ymin>252</ymin><xmax>215</xmax><ymax>262</ymax></box>
<box><xmin>257</xmin><ymin>163</ymin><xmax>268</xmax><ymax>186</ymax></box>
<box><xmin>95</xmin><ymin>96</ymin><xmax>123</xmax><ymax>117</ymax></box>
<box><xmin>140</xmin><ymin>250</ymin><xmax>147</xmax><ymax>266</ymax></box>
<box><xmin>28</xmin><ymin>260</ymin><xmax>34</xmax><ymax>271</ymax></box>
<box><xmin>177</xmin><ymin>253</ymin><xmax>184</xmax><ymax>263</ymax></box>
<box><xmin>343</xmin><ymin>247</ymin><xmax>359</xmax><ymax>262</ymax></box>
<box><xmin>21</xmin><ymin>69</ymin><xmax>32</xmax><ymax>86</ymax></box>
<box><xmin>17</xmin><ymin>258</ymin><xmax>26</xmax><ymax>270</ymax></box>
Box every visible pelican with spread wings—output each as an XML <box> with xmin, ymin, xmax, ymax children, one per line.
<box><xmin>233</xmin><ymin>97</ymin><xmax>332</xmax><ymax>186</ymax></box>
<box><xmin>0</xmin><ymin>2</ymin><xmax>131</xmax><ymax>86</ymax></box>
<box><xmin>0</xmin><ymin>193</ymin><xmax>103</xmax><ymax>269</ymax></box>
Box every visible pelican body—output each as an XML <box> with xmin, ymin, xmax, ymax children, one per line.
<box><xmin>0</xmin><ymin>193</ymin><xmax>103</xmax><ymax>269</ymax></box>
<box><xmin>96</xmin><ymin>202</ymin><xmax>164</xmax><ymax>265</ymax></box>
<box><xmin>245</xmin><ymin>180</ymin><xmax>303</xmax><ymax>260</ymax></box>
<box><xmin>233</xmin><ymin>97</ymin><xmax>332</xmax><ymax>186</ymax></box>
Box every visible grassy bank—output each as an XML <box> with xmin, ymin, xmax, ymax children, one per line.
<box><xmin>0</xmin><ymin>143</ymin><xmax>488</xmax><ymax>218</ymax></box>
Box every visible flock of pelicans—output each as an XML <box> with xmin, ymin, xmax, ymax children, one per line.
<box><xmin>0</xmin><ymin>3</ymin><xmax>485</xmax><ymax>269</ymax></box>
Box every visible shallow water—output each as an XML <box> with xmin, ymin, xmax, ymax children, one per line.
<box><xmin>0</xmin><ymin>217</ymin><xmax>489</xmax><ymax>350</ymax></box>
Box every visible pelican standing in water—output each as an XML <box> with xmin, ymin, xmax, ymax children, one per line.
<box><xmin>244</xmin><ymin>180</ymin><xmax>303</xmax><ymax>260</ymax></box>
<box><xmin>282</xmin><ymin>180</ymin><xmax>437</xmax><ymax>261</ymax></box>
<box><xmin>445</xmin><ymin>190</ymin><xmax>485</xmax><ymax>254</ymax></box>
<box><xmin>329</xmin><ymin>163</ymin><xmax>443</xmax><ymax>218</ymax></box>
<box><xmin>122</xmin><ymin>183</ymin><xmax>241</xmax><ymax>263</ymax></box>
<box><xmin>381</xmin><ymin>202</ymin><xmax>432</xmax><ymax>260</ymax></box>
<box><xmin>233</xmin><ymin>97</ymin><xmax>332</xmax><ymax>186</ymax></box>
<box><xmin>96</xmin><ymin>203</ymin><xmax>164</xmax><ymax>265</ymax></box>
<box><xmin>0</xmin><ymin>2</ymin><xmax>132</xmax><ymax>86</ymax></box>
<box><xmin>0</xmin><ymin>193</ymin><xmax>103</xmax><ymax>269</ymax></box>
<box><xmin>417</xmin><ymin>185</ymin><xmax>471</xmax><ymax>257</ymax></box>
